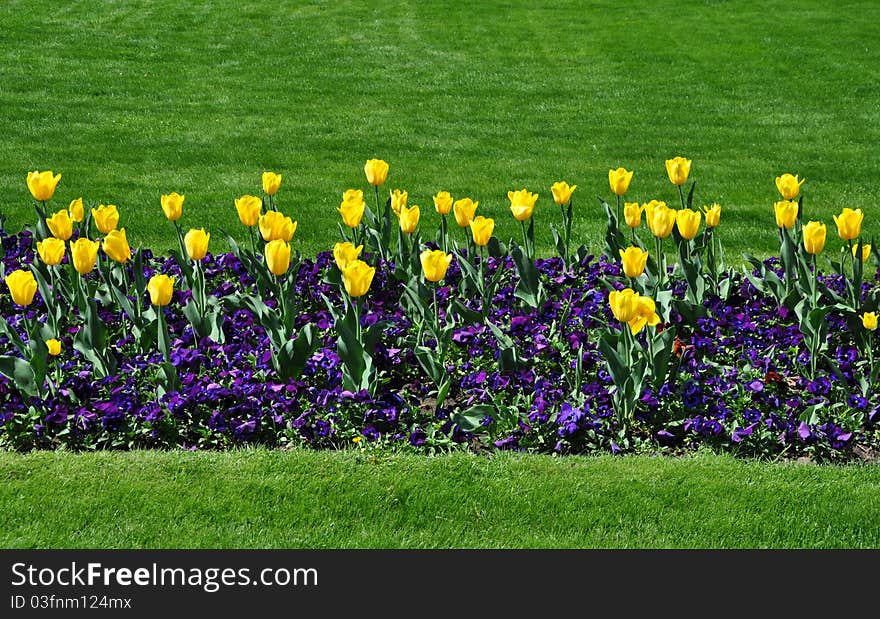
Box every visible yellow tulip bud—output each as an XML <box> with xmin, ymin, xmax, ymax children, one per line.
<box><xmin>774</xmin><ymin>200</ymin><xmax>798</xmax><ymax>230</ymax></box>
<box><xmin>833</xmin><ymin>208</ymin><xmax>864</xmax><ymax>241</ymax></box>
<box><xmin>5</xmin><ymin>269</ymin><xmax>38</xmax><ymax>307</ymax></box>
<box><xmin>470</xmin><ymin>216</ymin><xmax>495</xmax><ymax>247</ymax></box>
<box><xmin>608</xmin><ymin>168</ymin><xmax>633</xmax><ymax>196</ymax></box>
<box><xmin>102</xmin><ymin>228</ymin><xmax>132</xmax><ymax>263</ymax></box>
<box><xmin>862</xmin><ymin>312</ymin><xmax>878</xmax><ymax>331</ymax></box>
<box><xmin>623</xmin><ymin>202</ymin><xmax>643</xmax><ymax>228</ymax></box>
<box><xmin>341</xmin><ymin>259</ymin><xmax>376</xmax><ymax>298</ymax></box>
<box><xmin>364</xmin><ymin>159</ymin><xmax>389</xmax><ymax>186</ymax></box>
<box><xmin>68</xmin><ymin>197</ymin><xmax>84</xmax><ymax>223</ymax></box>
<box><xmin>333</xmin><ymin>242</ymin><xmax>363</xmax><ymax>271</ymax></box>
<box><xmin>676</xmin><ymin>209</ymin><xmax>702</xmax><ymax>241</ymax></box>
<box><xmin>420</xmin><ymin>249</ymin><xmax>453</xmax><ymax>283</ymax></box>
<box><xmin>390</xmin><ymin>189</ymin><xmax>408</xmax><ymax>215</ymax></box>
<box><xmin>452</xmin><ymin>198</ymin><xmax>478</xmax><ymax>228</ymax></box>
<box><xmin>853</xmin><ymin>244</ymin><xmax>872</xmax><ymax>263</ymax></box>
<box><xmin>265</xmin><ymin>239</ymin><xmax>291</xmax><ymax>276</ymax></box>
<box><xmin>46</xmin><ymin>209</ymin><xmax>73</xmax><ymax>241</ymax></box>
<box><xmin>70</xmin><ymin>238</ymin><xmax>100</xmax><ymax>275</ymax></box>
<box><xmin>338</xmin><ymin>190</ymin><xmax>366</xmax><ymax>228</ymax></box>
<box><xmin>398</xmin><ymin>204</ymin><xmax>420</xmax><ymax>235</ymax></box>
<box><xmin>46</xmin><ymin>338</ymin><xmax>61</xmax><ymax>356</ymax></box>
<box><xmin>160</xmin><ymin>192</ymin><xmax>185</xmax><ymax>222</ymax></box>
<box><xmin>26</xmin><ymin>170</ymin><xmax>61</xmax><ymax>202</ymax></box>
<box><xmin>508</xmin><ymin>188</ymin><xmax>538</xmax><ymax>222</ymax></box>
<box><xmin>703</xmin><ymin>203</ymin><xmax>721</xmax><ymax>228</ymax></box>
<box><xmin>235</xmin><ymin>195</ymin><xmax>262</xmax><ymax>227</ymax></box>
<box><xmin>775</xmin><ymin>173</ymin><xmax>805</xmax><ymax>200</ymax></box>
<box><xmin>433</xmin><ymin>191</ymin><xmax>453</xmax><ymax>215</ymax></box>
<box><xmin>92</xmin><ymin>204</ymin><xmax>119</xmax><ymax>234</ymax></box>
<box><xmin>184</xmin><ymin>228</ymin><xmax>210</xmax><ymax>261</ymax></box>
<box><xmin>147</xmin><ymin>274</ymin><xmax>175</xmax><ymax>306</ymax></box>
<box><xmin>802</xmin><ymin>221</ymin><xmax>826</xmax><ymax>255</ymax></box>
<box><xmin>37</xmin><ymin>238</ymin><xmax>66</xmax><ymax>266</ymax></box>
<box><xmin>645</xmin><ymin>201</ymin><xmax>677</xmax><ymax>239</ymax></box>
<box><xmin>259</xmin><ymin>211</ymin><xmax>296</xmax><ymax>242</ymax></box>
<box><xmin>262</xmin><ymin>172</ymin><xmax>282</xmax><ymax>196</ymax></box>
<box><xmin>551</xmin><ymin>181</ymin><xmax>576</xmax><ymax>205</ymax></box>
<box><xmin>665</xmin><ymin>157</ymin><xmax>692</xmax><ymax>186</ymax></box>
<box><xmin>619</xmin><ymin>246</ymin><xmax>648</xmax><ymax>278</ymax></box>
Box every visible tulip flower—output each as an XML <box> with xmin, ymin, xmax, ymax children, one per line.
<box><xmin>398</xmin><ymin>204</ymin><xmax>420</xmax><ymax>235</ymax></box>
<box><xmin>338</xmin><ymin>190</ymin><xmax>366</xmax><ymax>228</ymax></box>
<box><xmin>92</xmin><ymin>204</ymin><xmax>119</xmax><ymax>234</ymax></box>
<box><xmin>628</xmin><ymin>295</ymin><xmax>661</xmax><ymax>335</ymax></box>
<box><xmin>46</xmin><ymin>338</ymin><xmax>61</xmax><ymax>356</ymax></box>
<box><xmin>26</xmin><ymin>170</ymin><xmax>61</xmax><ymax>202</ymax></box>
<box><xmin>645</xmin><ymin>202</ymin><xmax>677</xmax><ymax>239</ymax></box>
<box><xmin>802</xmin><ymin>221</ymin><xmax>826</xmax><ymax>255</ymax></box>
<box><xmin>147</xmin><ymin>274</ymin><xmax>175</xmax><ymax>306</ymax></box>
<box><xmin>508</xmin><ymin>189</ymin><xmax>538</xmax><ymax>222</ymax></box>
<box><xmin>774</xmin><ymin>201</ymin><xmax>798</xmax><ymax>230</ymax></box>
<box><xmin>619</xmin><ymin>246</ymin><xmax>649</xmax><ymax>278</ymax></box>
<box><xmin>433</xmin><ymin>191</ymin><xmax>453</xmax><ymax>215</ymax></box>
<box><xmin>5</xmin><ymin>270</ymin><xmax>38</xmax><ymax>307</ymax></box>
<box><xmin>452</xmin><ymin>198</ymin><xmax>478</xmax><ymax>227</ymax></box>
<box><xmin>161</xmin><ymin>192</ymin><xmax>185</xmax><ymax>222</ymax></box>
<box><xmin>608</xmin><ymin>168</ymin><xmax>633</xmax><ymax>196</ymax></box>
<box><xmin>70</xmin><ymin>238</ymin><xmax>100</xmax><ymax>275</ymax></box>
<box><xmin>68</xmin><ymin>198</ymin><xmax>84</xmax><ymax>223</ymax></box>
<box><xmin>852</xmin><ymin>244</ymin><xmax>872</xmax><ymax>263</ymax></box>
<box><xmin>470</xmin><ymin>216</ymin><xmax>495</xmax><ymax>247</ymax></box>
<box><xmin>420</xmin><ymin>249</ymin><xmax>453</xmax><ymax>283</ymax></box>
<box><xmin>390</xmin><ymin>189</ymin><xmax>408</xmax><ymax>216</ymax></box>
<box><xmin>46</xmin><ymin>209</ymin><xmax>73</xmax><ymax>241</ymax></box>
<box><xmin>775</xmin><ymin>173</ymin><xmax>805</xmax><ymax>200</ymax></box>
<box><xmin>265</xmin><ymin>239</ymin><xmax>291</xmax><ymax>276</ymax></box>
<box><xmin>184</xmin><ymin>228</ymin><xmax>210</xmax><ymax>261</ymax></box>
<box><xmin>262</xmin><ymin>172</ymin><xmax>282</xmax><ymax>196</ymax></box>
<box><xmin>333</xmin><ymin>242</ymin><xmax>363</xmax><ymax>271</ymax></box>
<box><xmin>833</xmin><ymin>208</ymin><xmax>863</xmax><ymax>241</ymax></box>
<box><xmin>235</xmin><ymin>195</ymin><xmax>262</xmax><ymax>227</ymax></box>
<box><xmin>551</xmin><ymin>181</ymin><xmax>576</xmax><ymax>205</ymax></box>
<box><xmin>703</xmin><ymin>203</ymin><xmax>721</xmax><ymax>228</ymax></box>
<box><xmin>37</xmin><ymin>238</ymin><xmax>66</xmax><ymax>266</ymax></box>
<box><xmin>259</xmin><ymin>211</ymin><xmax>297</xmax><ymax>242</ymax></box>
<box><xmin>341</xmin><ymin>259</ymin><xmax>376</xmax><ymax>298</ymax></box>
<box><xmin>102</xmin><ymin>228</ymin><xmax>132</xmax><ymax>263</ymax></box>
<box><xmin>624</xmin><ymin>202</ymin><xmax>643</xmax><ymax>228</ymax></box>
<box><xmin>665</xmin><ymin>157</ymin><xmax>692</xmax><ymax>186</ymax></box>
<box><xmin>609</xmin><ymin>288</ymin><xmax>660</xmax><ymax>335</ymax></box>
<box><xmin>676</xmin><ymin>209</ymin><xmax>702</xmax><ymax>241</ymax></box>
<box><xmin>862</xmin><ymin>312</ymin><xmax>878</xmax><ymax>331</ymax></box>
<box><xmin>364</xmin><ymin>159</ymin><xmax>389</xmax><ymax>186</ymax></box>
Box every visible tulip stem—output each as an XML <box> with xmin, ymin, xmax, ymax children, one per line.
<box><xmin>616</xmin><ymin>195</ymin><xmax>622</xmax><ymax>231</ymax></box>
<box><xmin>249</xmin><ymin>226</ymin><xmax>258</xmax><ymax>257</ymax></box>
<box><xmin>432</xmin><ymin>287</ymin><xmax>440</xmax><ymax>339</ymax></box>
<box><xmin>520</xmin><ymin>220</ymin><xmax>528</xmax><ymax>258</ymax></box>
<box><xmin>677</xmin><ymin>185</ymin><xmax>686</xmax><ymax>211</ymax></box>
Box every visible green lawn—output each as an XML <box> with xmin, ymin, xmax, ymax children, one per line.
<box><xmin>2</xmin><ymin>0</ymin><xmax>879</xmax><ymax>257</ymax></box>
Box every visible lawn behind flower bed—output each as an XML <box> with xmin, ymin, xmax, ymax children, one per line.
<box><xmin>2</xmin><ymin>450</ymin><xmax>879</xmax><ymax>548</ymax></box>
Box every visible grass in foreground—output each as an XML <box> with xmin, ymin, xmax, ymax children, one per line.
<box><xmin>2</xmin><ymin>1</ymin><xmax>879</xmax><ymax>258</ymax></box>
<box><xmin>1</xmin><ymin>450</ymin><xmax>879</xmax><ymax>548</ymax></box>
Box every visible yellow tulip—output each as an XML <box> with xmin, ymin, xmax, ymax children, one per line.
<box><xmin>341</xmin><ymin>259</ymin><xmax>376</xmax><ymax>297</ymax></box>
<box><xmin>92</xmin><ymin>204</ymin><xmax>119</xmax><ymax>234</ymax></box>
<box><xmin>470</xmin><ymin>216</ymin><xmax>495</xmax><ymax>247</ymax></box>
<box><xmin>665</xmin><ymin>157</ymin><xmax>692</xmax><ymax>186</ymax></box>
<box><xmin>609</xmin><ymin>288</ymin><xmax>641</xmax><ymax>323</ymax></box>
<box><xmin>775</xmin><ymin>173</ymin><xmax>805</xmax><ymax>200</ymax></box>
<box><xmin>390</xmin><ymin>189</ymin><xmax>407</xmax><ymax>215</ymax></box>
<box><xmin>508</xmin><ymin>189</ymin><xmax>538</xmax><ymax>222</ymax></box>
<box><xmin>262</xmin><ymin>172</ymin><xmax>282</xmax><ymax>196</ymax></box>
<box><xmin>608</xmin><ymin>168</ymin><xmax>633</xmax><ymax>196</ymax></box>
<box><xmin>70</xmin><ymin>238</ymin><xmax>100</xmax><ymax>275</ymax></box>
<box><xmin>676</xmin><ymin>209</ymin><xmax>702</xmax><ymax>240</ymax></box>
<box><xmin>46</xmin><ymin>338</ymin><xmax>61</xmax><ymax>356</ymax></box>
<box><xmin>364</xmin><ymin>159</ymin><xmax>389</xmax><ymax>186</ymax></box>
<box><xmin>5</xmin><ymin>270</ymin><xmax>38</xmax><ymax>307</ymax></box>
<box><xmin>774</xmin><ymin>200</ymin><xmax>798</xmax><ymax>230</ymax></box>
<box><xmin>46</xmin><ymin>209</ymin><xmax>73</xmax><ymax>241</ymax></box>
<box><xmin>102</xmin><ymin>228</ymin><xmax>132</xmax><ymax>263</ymax></box>
<box><xmin>623</xmin><ymin>202</ymin><xmax>643</xmax><ymax>228</ymax></box>
<box><xmin>551</xmin><ymin>181</ymin><xmax>577</xmax><ymax>205</ymax></box>
<box><xmin>235</xmin><ymin>195</ymin><xmax>262</xmax><ymax>227</ymax></box>
<box><xmin>645</xmin><ymin>201</ymin><xmax>677</xmax><ymax>239</ymax></box>
<box><xmin>259</xmin><ymin>211</ymin><xmax>296</xmax><ymax>242</ymax></box>
<box><xmin>160</xmin><ymin>192</ymin><xmax>185</xmax><ymax>222</ymax></box>
<box><xmin>628</xmin><ymin>295</ymin><xmax>661</xmax><ymax>335</ymax></box>
<box><xmin>333</xmin><ymin>242</ymin><xmax>363</xmax><ymax>271</ymax></box>
<box><xmin>453</xmin><ymin>198</ymin><xmax>478</xmax><ymax>227</ymax></box>
<box><xmin>852</xmin><ymin>244</ymin><xmax>872</xmax><ymax>263</ymax></box>
<box><xmin>68</xmin><ymin>197</ymin><xmax>84</xmax><ymax>222</ymax></box>
<box><xmin>338</xmin><ymin>190</ymin><xmax>366</xmax><ymax>228</ymax></box>
<box><xmin>703</xmin><ymin>203</ymin><xmax>721</xmax><ymax>228</ymax></box>
<box><xmin>265</xmin><ymin>239</ymin><xmax>291</xmax><ymax>276</ymax></box>
<box><xmin>37</xmin><ymin>238</ymin><xmax>66</xmax><ymax>266</ymax></box>
<box><xmin>862</xmin><ymin>312</ymin><xmax>878</xmax><ymax>331</ymax></box>
<box><xmin>833</xmin><ymin>208</ymin><xmax>864</xmax><ymax>241</ymax></box>
<box><xmin>420</xmin><ymin>249</ymin><xmax>453</xmax><ymax>283</ymax></box>
<box><xmin>619</xmin><ymin>246</ymin><xmax>649</xmax><ymax>278</ymax></box>
<box><xmin>802</xmin><ymin>221</ymin><xmax>826</xmax><ymax>255</ymax></box>
<box><xmin>433</xmin><ymin>191</ymin><xmax>453</xmax><ymax>215</ymax></box>
<box><xmin>184</xmin><ymin>228</ymin><xmax>210</xmax><ymax>261</ymax></box>
<box><xmin>147</xmin><ymin>274</ymin><xmax>175</xmax><ymax>306</ymax></box>
<box><xmin>398</xmin><ymin>204</ymin><xmax>420</xmax><ymax>234</ymax></box>
<box><xmin>26</xmin><ymin>170</ymin><xmax>61</xmax><ymax>202</ymax></box>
